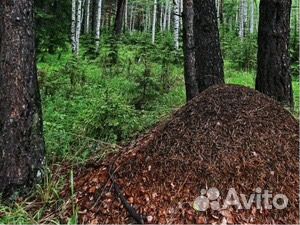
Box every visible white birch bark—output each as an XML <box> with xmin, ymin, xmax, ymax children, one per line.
<box><xmin>243</xmin><ymin>0</ymin><xmax>248</xmax><ymax>33</ymax></box>
<box><xmin>167</xmin><ymin>1</ymin><xmax>172</xmax><ymax>31</ymax></box>
<box><xmin>95</xmin><ymin>0</ymin><xmax>103</xmax><ymax>51</ymax></box>
<box><xmin>84</xmin><ymin>0</ymin><xmax>91</xmax><ymax>34</ymax></box>
<box><xmin>80</xmin><ymin>0</ymin><xmax>86</xmax><ymax>28</ymax></box>
<box><xmin>71</xmin><ymin>0</ymin><xmax>77</xmax><ymax>54</ymax></box>
<box><xmin>238</xmin><ymin>0</ymin><xmax>244</xmax><ymax>38</ymax></box>
<box><xmin>75</xmin><ymin>0</ymin><xmax>83</xmax><ymax>55</ymax></box>
<box><xmin>145</xmin><ymin>7</ymin><xmax>148</xmax><ymax>32</ymax></box>
<box><xmin>180</xmin><ymin>0</ymin><xmax>183</xmax><ymax>29</ymax></box>
<box><xmin>160</xmin><ymin>3</ymin><xmax>163</xmax><ymax>32</ymax></box>
<box><xmin>216</xmin><ymin>0</ymin><xmax>220</xmax><ymax>25</ymax></box>
<box><xmin>132</xmin><ymin>11</ymin><xmax>136</xmax><ymax>32</ymax></box>
<box><xmin>250</xmin><ymin>0</ymin><xmax>255</xmax><ymax>34</ymax></box>
<box><xmin>152</xmin><ymin>0</ymin><xmax>157</xmax><ymax>44</ymax></box>
<box><xmin>124</xmin><ymin>0</ymin><xmax>128</xmax><ymax>31</ymax></box>
<box><xmin>174</xmin><ymin>0</ymin><xmax>180</xmax><ymax>49</ymax></box>
<box><xmin>163</xmin><ymin>0</ymin><xmax>169</xmax><ymax>31</ymax></box>
<box><xmin>129</xmin><ymin>4</ymin><xmax>134</xmax><ymax>32</ymax></box>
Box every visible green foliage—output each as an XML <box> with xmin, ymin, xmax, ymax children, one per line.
<box><xmin>35</xmin><ymin>0</ymin><xmax>70</xmax><ymax>56</ymax></box>
<box><xmin>222</xmin><ymin>32</ymin><xmax>257</xmax><ymax>71</ymax></box>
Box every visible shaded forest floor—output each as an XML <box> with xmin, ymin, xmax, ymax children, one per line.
<box><xmin>0</xmin><ymin>46</ymin><xmax>299</xmax><ymax>223</ymax></box>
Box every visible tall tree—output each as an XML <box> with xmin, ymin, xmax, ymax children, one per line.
<box><xmin>183</xmin><ymin>0</ymin><xmax>199</xmax><ymax>101</ymax></box>
<box><xmin>0</xmin><ymin>0</ymin><xmax>45</xmax><ymax>197</ymax></box>
<box><xmin>75</xmin><ymin>0</ymin><xmax>83</xmax><ymax>55</ymax></box>
<box><xmin>71</xmin><ymin>0</ymin><xmax>77</xmax><ymax>53</ymax></box>
<box><xmin>95</xmin><ymin>0</ymin><xmax>103</xmax><ymax>51</ymax></box>
<box><xmin>249</xmin><ymin>0</ymin><xmax>255</xmax><ymax>34</ymax></box>
<box><xmin>256</xmin><ymin>0</ymin><xmax>293</xmax><ymax>108</ymax></box>
<box><xmin>194</xmin><ymin>0</ymin><xmax>224</xmax><ymax>92</ymax></box>
<box><xmin>84</xmin><ymin>0</ymin><xmax>91</xmax><ymax>34</ymax></box>
<box><xmin>174</xmin><ymin>0</ymin><xmax>180</xmax><ymax>50</ymax></box>
<box><xmin>114</xmin><ymin>0</ymin><xmax>126</xmax><ymax>35</ymax></box>
<box><xmin>152</xmin><ymin>0</ymin><xmax>157</xmax><ymax>44</ymax></box>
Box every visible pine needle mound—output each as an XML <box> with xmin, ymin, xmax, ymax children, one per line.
<box><xmin>68</xmin><ymin>85</ymin><xmax>299</xmax><ymax>224</ymax></box>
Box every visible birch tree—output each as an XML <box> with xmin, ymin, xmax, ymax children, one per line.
<box><xmin>75</xmin><ymin>0</ymin><xmax>83</xmax><ymax>55</ymax></box>
<box><xmin>95</xmin><ymin>0</ymin><xmax>103</xmax><ymax>51</ymax></box>
<box><xmin>239</xmin><ymin>0</ymin><xmax>248</xmax><ymax>38</ymax></box>
<box><xmin>71</xmin><ymin>0</ymin><xmax>77</xmax><ymax>53</ymax></box>
<box><xmin>167</xmin><ymin>1</ymin><xmax>172</xmax><ymax>30</ymax></box>
<box><xmin>124</xmin><ymin>0</ymin><xmax>128</xmax><ymax>31</ymax></box>
<box><xmin>250</xmin><ymin>0</ymin><xmax>255</xmax><ymax>34</ymax></box>
<box><xmin>84</xmin><ymin>0</ymin><xmax>91</xmax><ymax>34</ymax></box>
<box><xmin>163</xmin><ymin>0</ymin><xmax>169</xmax><ymax>31</ymax></box>
<box><xmin>174</xmin><ymin>0</ymin><xmax>180</xmax><ymax>49</ymax></box>
<box><xmin>152</xmin><ymin>0</ymin><xmax>157</xmax><ymax>44</ymax></box>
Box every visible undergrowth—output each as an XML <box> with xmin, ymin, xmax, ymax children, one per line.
<box><xmin>0</xmin><ymin>34</ymin><xmax>298</xmax><ymax>224</ymax></box>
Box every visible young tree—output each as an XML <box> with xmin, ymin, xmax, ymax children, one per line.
<box><xmin>194</xmin><ymin>0</ymin><xmax>224</xmax><ymax>92</ymax></box>
<box><xmin>256</xmin><ymin>0</ymin><xmax>294</xmax><ymax>108</ymax></box>
<box><xmin>0</xmin><ymin>0</ymin><xmax>45</xmax><ymax>196</ymax></box>
<box><xmin>183</xmin><ymin>0</ymin><xmax>199</xmax><ymax>101</ymax></box>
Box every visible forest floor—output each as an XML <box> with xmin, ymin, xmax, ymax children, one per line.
<box><xmin>0</xmin><ymin>49</ymin><xmax>299</xmax><ymax>224</ymax></box>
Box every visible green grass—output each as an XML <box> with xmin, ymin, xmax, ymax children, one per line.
<box><xmin>0</xmin><ymin>47</ymin><xmax>299</xmax><ymax>224</ymax></box>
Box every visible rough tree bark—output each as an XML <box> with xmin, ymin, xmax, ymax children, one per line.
<box><xmin>183</xmin><ymin>0</ymin><xmax>199</xmax><ymax>101</ymax></box>
<box><xmin>0</xmin><ymin>0</ymin><xmax>45</xmax><ymax>197</ymax></box>
<box><xmin>256</xmin><ymin>0</ymin><xmax>293</xmax><ymax>108</ymax></box>
<box><xmin>194</xmin><ymin>0</ymin><xmax>224</xmax><ymax>93</ymax></box>
<box><xmin>114</xmin><ymin>0</ymin><xmax>126</xmax><ymax>36</ymax></box>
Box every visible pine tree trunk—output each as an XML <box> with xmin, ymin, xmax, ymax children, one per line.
<box><xmin>183</xmin><ymin>0</ymin><xmax>199</xmax><ymax>101</ymax></box>
<box><xmin>194</xmin><ymin>0</ymin><xmax>224</xmax><ymax>92</ymax></box>
<box><xmin>114</xmin><ymin>0</ymin><xmax>126</xmax><ymax>36</ymax></box>
<box><xmin>256</xmin><ymin>0</ymin><xmax>293</xmax><ymax>108</ymax></box>
<box><xmin>0</xmin><ymin>0</ymin><xmax>45</xmax><ymax>197</ymax></box>
<box><xmin>152</xmin><ymin>0</ymin><xmax>157</xmax><ymax>44</ymax></box>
